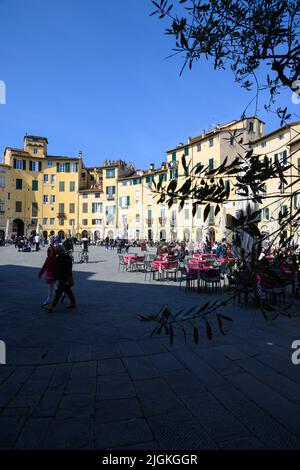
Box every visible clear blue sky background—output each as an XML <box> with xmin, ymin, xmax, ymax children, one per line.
<box><xmin>0</xmin><ymin>0</ymin><xmax>291</xmax><ymax>168</ymax></box>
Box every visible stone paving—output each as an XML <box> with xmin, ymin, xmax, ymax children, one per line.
<box><xmin>0</xmin><ymin>245</ymin><xmax>300</xmax><ymax>450</ymax></box>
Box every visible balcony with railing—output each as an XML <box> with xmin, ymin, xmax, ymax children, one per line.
<box><xmin>57</xmin><ymin>212</ymin><xmax>67</xmax><ymax>219</ymax></box>
<box><xmin>106</xmin><ymin>194</ymin><xmax>115</xmax><ymax>201</ymax></box>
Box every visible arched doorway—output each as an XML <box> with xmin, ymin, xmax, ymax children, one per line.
<box><xmin>0</xmin><ymin>229</ymin><xmax>4</xmax><ymax>239</ymax></box>
<box><xmin>160</xmin><ymin>229</ymin><xmax>166</xmax><ymax>241</ymax></box>
<box><xmin>81</xmin><ymin>230</ymin><xmax>88</xmax><ymax>238</ymax></box>
<box><xmin>107</xmin><ymin>230</ymin><xmax>114</xmax><ymax>239</ymax></box>
<box><xmin>43</xmin><ymin>230</ymin><xmax>48</xmax><ymax>240</ymax></box>
<box><xmin>183</xmin><ymin>229</ymin><xmax>190</xmax><ymax>242</ymax></box>
<box><xmin>135</xmin><ymin>229</ymin><xmax>140</xmax><ymax>240</ymax></box>
<box><xmin>12</xmin><ymin>219</ymin><xmax>24</xmax><ymax>236</ymax></box>
<box><xmin>196</xmin><ymin>228</ymin><xmax>202</xmax><ymax>243</ymax></box>
<box><xmin>147</xmin><ymin>229</ymin><xmax>152</xmax><ymax>241</ymax></box>
<box><xmin>94</xmin><ymin>230</ymin><xmax>101</xmax><ymax>242</ymax></box>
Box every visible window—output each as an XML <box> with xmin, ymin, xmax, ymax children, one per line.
<box><xmin>69</xmin><ymin>203</ymin><xmax>75</xmax><ymax>213</ymax></box>
<box><xmin>57</xmin><ymin>163</ymin><xmax>65</xmax><ymax>173</ymax></box>
<box><xmin>136</xmin><ymin>214</ymin><xmax>140</xmax><ymax>223</ymax></box>
<box><xmin>0</xmin><ymin>198</ymin><xmax>5</xmax><ymax>211</ymax></box>
<box><xmin>209</xmin><ymin>158</ymin><xmax>214</xmax><ymax>170</ymax></box>
<box><xmin>230</xmin><ymin>136</ymin><xmax>235</xmax><ymax>146</ymax></box>
<box><xmin>172</xmin><ymin>152</ymin><xmax>176</xmax><ymax>161</ymax></box>
<box><xmin>106</xmin><ymin>186</ymin><xmax>115</xmax><ymax>197</ymax></box>
<box><xmin>82</xmin><ymin>203</ymin><xmax>88</xmax><ymax>213</ymax></box>
<box><xmin>32</xmin><ymin>202</ymin><xmax>38</xmax><ymax>217</ymax></box>
<box><xmin>82</xmin><ymin>194</ymin><xmax>88</xmax><ymax>199</ymax></box>
<box><xmin>33</xmin><ymin>148</ymin><xmax>38</xmax><ymax>155</ymax></box>
<box><xmin>58</xmin><ymin>203</ymin><xmax>65</xmax><ymax>214</ymax></box>
<box><xmin>184</xmin><ymin>147</ymin><xmax>189</xmax><ymax>156</ymax></box>
<box><xmin>119</xmin><ymin>196</ymin><xmax>130</xmax><ymax>208</ymax></box>
<box><xmin>279</xmin><ymin>133</ymin><xmax>285</xmax><ymax>140</ymax></box>
<box><xmin>209</xmin><ymin>138</ymin><xmax>214</xmax><ymax>147</ymax></box>
<box><xmin>197</xmin><ymin>143</ymin><xmax>201</xmax><ymax>152</ymax></box>
<box><xmin>147</xmin><ymin>195</ymin><xmax>152</xmax><ymax>205</ymax></box>
<box><xmin>294</xmin><ymin>194</ymin><xmax>299</xmax><ymax>209</ymax></box>
<box><xmin>82</xmin><ymin>219</ymin><xmax>88</xmax><ymax>226</ymax></box>
<box><xmin>16</xmin><ymin>179</ymin><xmax>22</xmax><ymax>190</ymax></box>
<box><xmin>70</xmin><ymin>181</ymin><xmax>75</xmax><ymax>192</ymax></box>
<box><xmin>47</xmin><ymin>160</ymin><xmax>52</xmax><ymax>167</ymax></box>
<box><xmin>92</xmin><ymin>202</ymin><xmax>103</xmax><ymax>213</ymax></box>
<box><xmin>106</xmin><ymin>168</ymin><xmax>115</xmax><ymax>178</ymax></box>
<box><xmin>274</xmin><ymin>150</ymin><xmax>288</xmax><ymax>165</ymax></box>
<box><xmin>281</xmin><ymin>205</ymin><xmax>288</xmax><ymax>216</ymax></box>
<box><xmin>43</xmin><ymin>174</ymin><xmax>49</xmax><ymax>183</ymax></box>
<box><xmin>50</xmin><ymin>195</ymin><xmax>55</xmax><ymax>204</ymax></box>
<box><xmin>70</xmin><ymin>163</ymin><xmax>78</xmax><ymax>173</ymax></box>
<box><xmin>69</xmin><ymin>219</ymin><xmax>75</xmax><ymax>226</ymax></box>
<box><xmin>31</xmin><ymin>219</ymin><xmax>38</xmax><ymax>226</ymax></box>
<box><xmin>0</xmin><ymin>176</ymin><xmax>5</xmax><ymax>188</ymax></box>
<box><xmin>196</xmin><ymin>206</ymin><xmax>201</xmax><ymax>219</ymax></box>
<box><xmin>51</xmin><ymin>175</ymin><xmax>56</xmax><ymax>184</ymax></box>
<box><xmin>135</xmin><ymin>190</ymin><xmax>140</xmax><ymax>199</ymax></box>
<box><xmin>263</xmin><ymin>208</ymin><xmax>270</xmax><ymax>220</ymax></box>
<box><xmin>43</xmin><ymin>195</ymin><xmax>48</xmax><ymax>204</ymax></box>
<box><xmin>133</xmin><ymin>178</ymin><xmax>141</xmax><ymax>185</ymax></box>
<box><xmin>159</xmin><ymin>173</ymin><xmax>167</xmax><ymax>183</ymax></box>
<box><xmin>42</xmin><ymin>218</ymin><xmax>48</xmax><ymax>225</ymax></box>
<box><xmin>59</xmin><ymin>181</ymin><xmax>65</xmax><ymax>192</ymax></box>
<box><xmin>261</xmin><ymin>141</ymin><xmax>267</xmax><ymax>148</ymax></box>
<box><xmin>14</xmin><ymin>159</ymin><xmax>26</xmax><ymax>170</ymax></box>
<box><xmin>92</xmin><ymin>219</ymin><xmax>102</xmax><ymax>225</ymax></box>
<box><xmin>122</xmin><ymin>181</ymin><xmax>127</xmax><ymax>186</ymax></box>
<box><xmin>16</xmin><ymin>201</ymin><xmax>22</xmax><ymax>212</ymax></box>
<box><xmin>59</xmin><ymin>219</ymin><xmax>65</xmax><ymax>226</ymax></box>
<box><xmin>169</xmin><ymin>169</ymin><xmax>178</xmax><ymax>180</ymax></box>
<box><xmin>50</xmin><ymin>218</ymin><xmax>55</xmax><ymax>225</ymax></box>
<box><xmin>32</xmin><ymin>180</ymin><xmax>38</xmax><ymax>191</ymax></box>
<box><xmin>249</xmin><ymin>122</ymin><xmax>254</xmax><ymax>133</ymax></box>
<box><xmin>95</xmin><ymin>192</ymin><xmax>100</xmax><ymax>198</ymax></box>
<box><xmin>184</xmin><ymin>208</ymin><xmax>189</xmax><ymax>220</ymax></box>
<box><xmin>29</xmin><ymin>161</ymin><xmax>42</xmax><ymax>172</ymax></box>
<box><xmin>145</xmin><ymin>175</ymin><xmax>153</xmax><ymax>184</ymax></box>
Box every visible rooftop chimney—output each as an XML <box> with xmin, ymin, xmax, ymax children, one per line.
<box><xmin>149</xmin><ymin>163</ymin><xmax>155</xmax><ymax>171</ymax></box>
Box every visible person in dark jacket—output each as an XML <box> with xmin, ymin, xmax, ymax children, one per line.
<box><xmin>44</xmin><ymin>246</ymin><xmax>76</xmax><ymax>312</ymax></box>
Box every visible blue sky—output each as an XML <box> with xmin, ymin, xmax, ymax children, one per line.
<box><xmin>0</xmin><ymin>0</ymin><xmax>291</xmax><ymax>168</ymax></box>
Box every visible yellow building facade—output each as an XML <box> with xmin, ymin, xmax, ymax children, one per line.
<box><xmin>2</xmin><ymin>118</ymin><xmax>298</xmax><ymax>245</ymax></box>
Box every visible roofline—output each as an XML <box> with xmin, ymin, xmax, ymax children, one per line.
<box><xmin>166</xmin><ymin>116</ymin><xmax>265</xmax><ymax>153</ymax></box>
<box><xmin>251</xmin><ymin>121</ymin><xmax>300</xmax><ymax>144</ymax></box>
<box><xmin>24</xmin><ymin>135</ymin><xmax>48</xmax><ymax>144</ymax></box>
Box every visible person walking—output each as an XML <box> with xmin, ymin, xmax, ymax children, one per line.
<box><xmin>44</xmin><ymin>246</ymin><xmax>76</xmax><ymax>312</ymax></box>
<box><xmin>35</xmin><ymin>233</ymin><xmax>40</xmax><ymax>251</ymax></box>
<box><xmin>38</xmin><ymin>246</ymin><xmax>57</xmax><ymax>305</ymax></box>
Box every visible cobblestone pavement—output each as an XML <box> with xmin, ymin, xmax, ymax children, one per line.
<box><xmin>0</xmin><ymin>245</ymin><xmax>300</xmax><ymax>450</ymax></box>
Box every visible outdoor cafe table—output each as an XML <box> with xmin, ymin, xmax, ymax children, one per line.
<box><xmin>218</xmin><ymin>257</ymin><xmax>235</xmax><ymax>263</ymax></box>
<box><xmin>188</xmin><ymin>258</ymin><xmax>207</xmax><ymax>266</ymax></box>
<box><xmin>124</xmin><ymin>255</ymin><xmax>138</xmax><ymax>268</ymax></box>
<box><xmin>152</xmin><ymin>260</ymin><xmax>169</xmax><ymax>271</ymax></box>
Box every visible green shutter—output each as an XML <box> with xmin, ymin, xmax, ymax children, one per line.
<box><xmin>39</xmin><ymin>161</ymin><xmax>42</xmax><ymax>171</ymax></box>
<box><xmin>184</xmin><ymin>147</ymin><xmax>189</xmax><ymax>156</ymax></box>
<box><xmin>265</xmin><ymin>208</ymin><xmax>270</xmax><ymax>220</ymax></box>
<box><xmin>29</xmin><ymin>161</ymin><xmax>33</xmax><ymax>171</ymax></box>
<box><xmin>209</xmin><ymin>158</ymin><xmax>214</xmax><ymax>170</ymax></box>
<box><xmin>23</xmin><ymin>160</ymin><xmax>26</xmax><ymax>170</ymax></box>
<box><xmin>126</xmin><ymin>196</ymin><xmax>130</xmax><ymax>206</ymax></box>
